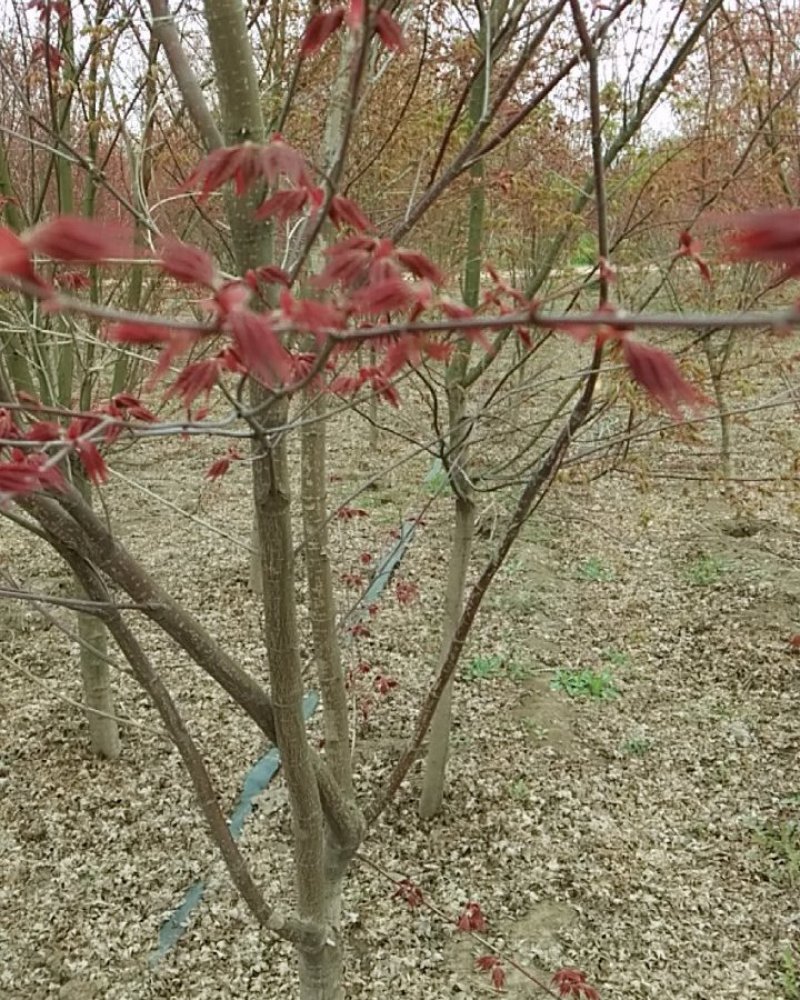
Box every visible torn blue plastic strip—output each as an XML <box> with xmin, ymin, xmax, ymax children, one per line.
<box><xmin>150</xmin><ymin>691</ymin><xmax>319</xmax><ymax>966</ymax></box>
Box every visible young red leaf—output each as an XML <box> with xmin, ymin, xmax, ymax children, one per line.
<box><xmin>111</xmin><ymin>393</ymin><xmax>156</xmax><ymax>423</ymax></box>
<box><xmin>245</xmin><ymin>264</ymin><xmax>292</xmax><ymax>290</ymax></box>
<box><xmin>393</xmin><ymin>878</ymin><xmax>424</xmax><ymax>908</ymax></box>
<box><xmin>205</xmin><ymin>447</ymin><xmax>241</xmax><ymax>482</ymax></box>
<box><xmin>328</xmin><ymin>195</ymin><xmax>373</xmax><ymax>233</ymax></box>
<box><xmin>227</xmin><ymin>310</ymin><xmax>292</xmax><ymax>387</ymax></box>
<box><xmin>340</xmin><ymin>571</ymin><xmax>364</xmax><ymax>588</ymax></box>
<box><xmin>31</xmin><ymin>39</ymin><xmax>63</xmax><ymax>72</ymax></box>
<box><xmin>350</xmin><ymin>277</ymin><xmax>413</xmax><ymax>315</ymax></box>
<box><xmin>395</xmin><ymin>580</ymin><xmax>419</xmax><ymax>605</ymax></box>
<box><xmin>456</xmin><ymin>901</ymin><xmax>486</xmax><ymax>933</ymax></box>
<box><xmin>552</xmin><ymin>968</ymin><xmax>600</xmax><ymax>1000</ymax></box>
<box><xmin>476</xmin><ymin>956</ymin><xmax>505</xmax><ymax>991</ymax></box>
<box><xmin>336</xmin><ymin>505</ymin><xmax>369</xmax><ymax>520</ymax></box>
<box><xmin>396</xmin><ymin>249</ymin><xmax>444</xmax><ymax>285</ymax></box>
<box><xmin>728</xmin><ymin>209</ymin><xmax>800</xmax><ymax>277</ymax></box>
<box><xmin>28</xmin><ymin>1</ymin><xmax>71</xmax><ymax>25</ymax></box>
<box><xmin>0</xmin><ymin>226</ymin><xmax>37</xmax><ymax>283</ymax></box>
<box><xmin>54</xmin><ymin>269</ymin><xmax>91</xmax><ymax>291</ymax></box>
<box><xmin>255</xmin><ymin>187</ymin><xmax>311</xmax><ymax>223</ymax></box>
<box><xmin>258</xmin><ymin>135</ymin><xmax>312</xmax><ymax>187</ymax></box>
<box><xmin>105</xmin><ymin>321</ymin><xmax>178</xmax><ymax>345</ymax></box>
<box><xmin>159</xmin><ymin>238</ymin><xmax>218</xmax><ymax>287</ymax></box>
<box><xmin>166</xmin><ymin>359</ymin><xmax>221</xmax><ymax>408</ymax></box>
<box><xmin>24</xmin><ymin>216</ymin><xmax>131</xmax><ymax>263</ymax></box>
<box><xmin>622</xmin><ymin>339</ymin><xmax>708</xmax><ymax>419</ymax></box>
<box><xmin>374</xmin><ymin>674</ymin><xmax>398</xmax><ymax>696</ymax></box>
<box><xmin>0</xmin><ymin>459</ymin><xmax>63</xmax><ymax>498</ymax></box>
<box><xmin>374</xmin><ymin>9</ymin><xmax>406</xmax><ymax>52</ymax></box>
<box><xmin>349</xmin><ymin>622</ymin><xmax>371</xmax><ymax>638</ymax></box>
<box><xmin>25</xmin><ymin>421</ymin><xmax>61</xmax><ymax>442</ymax></box>
<box><xmin>300</xmin><ymin>7</ymin><xmax>345</xmax><ymax>57</ymax></box>
<box><xmin>359</xmin><ymin>552</ymin><xmax>373</xmax><ymax>565</ymax></box>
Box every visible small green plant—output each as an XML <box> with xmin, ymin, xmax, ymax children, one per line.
<box><xmin>520</xmin><ymin>718</ymin><xmax>547</xmax><ymax>741</ymax></box>
<box><xmin>551</xmin><ymin>668</ymin><xmax>619</xmax><ymax>699</ymax></box>
<box><xmin>600</xmin><ymin>648</ymin><xmax>630</xmax><ymax>668</ymax></box>
<box><xmin>464</xmin><ymin>654</ymin><xmax>505</xmax><ymax>681</ymax></box>
<box><xmin>577</xmin><ymin>557</ymin><xmax>614</xmax><ymax>583</ymax></box>
<box><xmin>508</xmin><ymin>778</ymin><xmax>530</xmax><ymax>802</ymax></box>
<box><xmin>686</xmin><ymin>553</ymin><xmax>729</xmax><ymax>586</ymax></box>
<box><xmin>751</xmin><ymin>820</ymin><xmax>800</xmax><ymax>887</ymax></box>
<box><xmin>463</xmin><ymin>654</ymin><xmax>532</xmax><ymax>683</ymax></box>
<box><xmin>780</xmin><ymin>947</ymin><xmax>799</xmax><ymax>1000</ymax></box>
<box><xmin>621</xmin><ymin>736</ymin><xmax>651</xmax><ymax>756</ymax></box>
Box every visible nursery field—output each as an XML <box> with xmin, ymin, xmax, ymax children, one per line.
<box><xmin>1</xmin><ymin>332</ymin><xmax>799</xmax><ymax>1000</ymax></box>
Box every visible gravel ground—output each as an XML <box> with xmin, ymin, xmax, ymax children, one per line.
<box><xmin>1</xmin><ymin>338</ymin><xmax>799</xmax><ymax>1000</ymax></box>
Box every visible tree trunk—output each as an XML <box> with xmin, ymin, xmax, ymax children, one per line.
<box><xmin>418</xmin><ymin>490</ymin><xmax>474</xmax><ymax>817</ymax></box>
<box><xmin>75</xmin><ymin>600</ymin><xmax>120</xmax><ymax>759</ymax></box>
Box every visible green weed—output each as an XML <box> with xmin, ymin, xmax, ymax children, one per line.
<box><xmin>463</xmin><ymin>654</ymin><xmax>533</xmax><ymax>683</ymax></box>
<box><xmin>621</xmin><ymin>736</ymin><xmax>651</xmax><ymax>756</ymax></box>
<box><xmin>551</xmin><ymin>668</ymin><xmax>619</xmax><ymax>700</ymax></box>
<box><xmin>751</xmin><ymin>820</ymin><xmax>800</xmax><ymax>887</ymax></box>
<box><xmin>508</xmin><ymin>778</ymin><xmax>530</xmax><ymax>802</ymax></box>
<box><xmin>600</xmin><ymin>648</ymin><xmax>630</xmax><ymax>668</ymax></box>
<box><xmin>577</xmin><ymin>557</ymin><xmax>615</xmax><ymax>583</ymax></box>
<box><xmin>686</xmin><ymin>553</ymin><xmax>729</xmax><ymax>586</ymax></box>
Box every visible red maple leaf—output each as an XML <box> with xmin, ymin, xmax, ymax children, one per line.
<box><xmin>159</xmin><ymin>238</ymin><xmax>218</xmax><ymax>287</ymax></box>
<box><xmin>393</xmin><ymin>878</ymin><xmax>424</xmax><ymax>908</ymax></box>
<box><xmin>728</xmin><ymin>209</ymin><xmax>800</xmax><ymax>277</ymax></box>
<box><xmin>245</xmin><ymin>264</ymin><xmax>292</xmax><ymax>290</ymax></box>
<box><xmin>110</xmin><ymin>393</ymin><xmax>156</xmax><ymax>423</ymax></box>
<box><xmin>300</xmin><ymin>7</ymin><xmax>345</xmax><ymax>57</ymax></box>
<box><xmin>552</xmin><ymin>968</ymin><xmax>600</xmax><ymax>1000</ymax></box>
<box><xmin>374</xmin><ymin>9</ymin><xmax>406</xmax><ymax>51</ymax></box>
<box><xmin>166</xmin><ymin>359</ymin><xmax>222</xmax><ymax>408</ymax></box>
<box><xmin>396</xmin><ymin>249</ymin><xmax>444</xmax><ymax>285</ymax></box>
<box><xmin>374</xmin><ymin>674</ymin><xmax>398</xmax><ymax>695</ymax></box>
<box><xmin>205</xmin><ymin>447</ymin><xmax>242</xmax><ymax>481</ymax></box>
<box><xmin>0</xmin><ymin>226</ymin><xmax>40</xmax><ymax>285</ymax></box>
<box><xmin>456</xmin><ymin>901</ymin><xmax>486</xmax><ymax>933</ymax></box>
<box><xmin>476</xmin><ymin>956</ymin><xmax>506</xmax><ymax>991</ymax></box>
<box><xmin>336</xmin><ymin>505</ymin><xmax>369</xmax><ymax>520</ymax></box>
<box><xmin>255</xmin><ymin>186</ymin><xmax>323</xmax><ymax>223</ymax></box>
<box><xmin>328</xmin><ymin>195</ymin><xmax>373</xmax><ymax>233</ymax></box>
<box><xmin>24</xmin><ymin>216</ymin><xmax>131</xmax><ymax>263</ymax></box>
<box><xmin>622</xmin><ymin>339</ymin><xmax>709</xmax><ymax>419</ymax></box>
<box><xmin>31</xmin><ymin>38</ymin><xmax>63</xmax><ymax>72</ymax></box>
<box><xmin>0</xmin><ymin>458</ymin><xmax>63</xmax><ymax>497</ymax></box>
<box><xmin>104</xmin><ymin>321</ymin><xmax>180</xmax><ymax>345</ymax></box>
<box><xmin>182</xmin><ymin>137</ymin><xmax>311</xmax><ymax>202</ymax></box>
<box><xmin>227</xmin><ymin>310</ymin><xmax>292</xmax><ymax>387</ymax></box>
<box><xmin>395</xmin><ymin>580</ymin><xmax>419</xmax><ymax>605</ymax></box>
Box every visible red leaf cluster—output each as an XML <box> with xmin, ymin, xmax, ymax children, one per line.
<box><xmin>373</xmin><ymin>674</ymin><xmax>397</xmax><ymax>696</ymax></box>
<box><xmin>300</xmin><ymin>3</ymin><xmax>405</xmax><ymax>57</ymax></box>
<box><xmin>394</xmin><ymin>579</ymin><xmax>419</xmax><ymax>605</ymax></box>
<box><xmin>551</xmin><ymin>968</ymin><xmax>600</xmax><ymax>1000</ymax></box>
<box><xmin>28</xmin><ymin>1</ymin><xmax>70</xmax><ymax>25</ymax></box>
<box><xmin>205</xmin><ymin>447</ymin><xmax>242</xmax><ymax>482</ymax></box>
<box><xmin>476</xmin><ymin>955</ymin><xmax>506</xmax><ymax>991</ymax></box>
<box><xmin>182</xmin><ymin>137</ymin><xmax>311</xmax><ymax>202</ymax></box>
<box><xmin>622</xmin><ymin>339</ymin><xmax>709</xmax><ymax>420</ymax></box>
<box><xmin>456</xmin><ymin>901</ymin><xmax>487</xmax><ymax>933</ymax></box>
<box><xmin>393</xmin><ymin>878</ymin><xmax>424</xmax><ymax>909</ymax></box>
<box><xmin>728</xmin><ymin>209</ymin><xmax>800</xmax><ymax>278</ymax></box>
<box><xmin>676</xmin><ymin>230</ymin><xmax>711</xmax><ymax>283</ymax></box>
